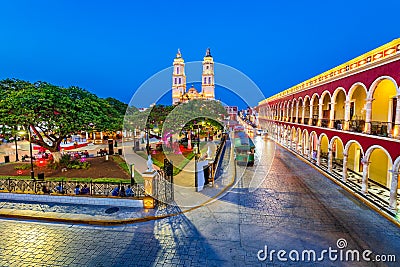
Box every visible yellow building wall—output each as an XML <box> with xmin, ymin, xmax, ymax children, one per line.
<box><xmin>371</xmin><ymin>79</ymin><xmax>397</xmax><ymax>122</ymax></box>
<box><xmin>369</xmin><ymin>149</ymin><xmax>390</xmax><ymax>187</ymax></box>
<box><xmin>347</xmin><ymin>145</ymin><xmax>355</xmax><ymax>171</ymax></box>
<box><xmin>334</xmin><ymin>91</ymin><xmax>346</xmax><ymax>120</ymax></box>
<box><xmin>352</xmin><ymin>87</ymin><xmax>367</xmax><ymax>119</ymax></box>
<box><xmin>320</xmin><ymin>136</ymin><xmax>329</xmax><ymax>154</ymax></box>
<box><xmin>334</xmin><ymin>140</ymin><xmax>343</xmax><ymax>160</ymax></box>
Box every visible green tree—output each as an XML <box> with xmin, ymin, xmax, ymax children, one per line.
<box><xmin>0</xmin><ymin>79</ymin><xmax>121</xmax><ymax>161</ymax></box>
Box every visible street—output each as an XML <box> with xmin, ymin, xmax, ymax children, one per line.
<box><xmin>0</xmin><ymin>137</ymin><xmax>399</xmax><ymax>266</ymax></box>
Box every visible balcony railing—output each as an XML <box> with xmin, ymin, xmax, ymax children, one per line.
<box><xmin>370</xmin><ymin>121</ymin><xmax>391</xmax><ymax>137</ymax></box>
<box><xmin>349</xmin><ymin>119</ymin><xmax>365</xmax><ymax>133</ymax></box>
<box><xmin>304</xmin><ymin>118</ymin><xmax>309</xmax><ymax>125</ymax></box>
<box><xmin>333</xmin><ymin>120</ymin><xmax>344</xmax><ymax>130</ymax></box>
<box><xmin>321</xmin><ymin>119</ymin><xmax>329</xmax><ymax>128</ymax></box>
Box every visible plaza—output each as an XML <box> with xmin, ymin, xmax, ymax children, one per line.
<box><xmin>0</xmin><ymin>137</ymin><xmax>399</xmax><ymax>266</ymax></box>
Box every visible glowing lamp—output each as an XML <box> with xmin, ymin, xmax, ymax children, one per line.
<box><xmin>143</xmin><ymin>196</ymin><xmax>155</xmax><ymax>209</ymax></box>
<box><xmin>17</xmin><ymin>170</ymin><xmax>23</xmax><ymax>175</ymax></box>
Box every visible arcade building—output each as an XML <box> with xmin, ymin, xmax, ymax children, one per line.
<box><xmin>257</xmin><ymin>38</ymin><xmax>400</xmax><ymax>213</ymax></box>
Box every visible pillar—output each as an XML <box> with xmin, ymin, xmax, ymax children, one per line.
<box><xmin>85</xmin><ymin>132</ymin><xmax>89</xmax><ymax>140</ymax></box>
<box><xmin>361</xmin><ymin>161</ymin><xmax>369</xmax><ymax>194</ymax></box>
<box><xmin>342</xmin><ymin>153</ymin><xmax>348</xmax><ymax>182</ymax></box>
<box><xmin>100</xmin><ymin>132</ymin><xmax>103</xmax><ymax>140</ymax></box>
<box><xmin>393</xmin><ymin>96</ymin><xmax>400</xmax><ymax>138</ymax></box>
<box><xmin>389</xmin><ymin>170</ymin><xmax>399</xmax><ymax>211</ymax></box>
<box><xmin>364</xmin><ymin>99</ymin><xmax>373</xmax><ymax>134</ymax></box>
<box><xmin>316</xmin><ymin>143</ymin><xmax>321</xmax><ymax>166</ymax></box>
<box><xmin>309</xmin><ymin>102</ymin><xmax>313</xmax><ymax>125</ymax></box>
<box><xmin>301</xmin><ymin>106</ymin><xmax>306</xmax><ymax>124</ymax></box>
<box><xmin>327</xmin><ymin>147</ymin><xmax>333</xmax><ymax>173</ymax></box>
<box><xmin>329</xmin><ymin>101</ymin><xmax>335</xmax><ymax>129</ymax></box>
<box><xmin>295</xmin><ymin>104</ymin><xmax>299</xmax><ymax>123</ymax></box>
<box><xmin>344</xmin><ymin>100</ymin><xmax>351</xmax><ymax>131</ymax></box>
<box><xmin>142</xmin><ymin>170</ymin><xmax>157</xmax><ymax>209</ymax></box>
<box><xmin>317</xmin><ymin>103</ymin><xmax>323</xmax><ymax>127</ymax></box>
<box><xmin>306</xmin><ymin>148</ymin><xmax>311</xmax><ymax>160</ymax></box>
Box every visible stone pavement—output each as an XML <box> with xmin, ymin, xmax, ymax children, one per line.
<box><xmin>0</xmin><ymin>137</ymin><xmax>399</xmax><ymax>266</ymax></box>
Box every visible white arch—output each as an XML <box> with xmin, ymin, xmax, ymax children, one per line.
<box><xmin>331</xmin><ymin>87</ymin><xmax>347</xmax><ymax>103</ymax></box>
<box><xmin>310</xmin><ymin>93</ymin><xmax>319</xmax><ymax>105</ymax></box>
<box><xmin>318</xmin><ymin>132</ymin><xmax>329</xmax><ymax>144</ymax></box>
<box><xmin>347</xmin><ymin>82</ymin><xmax>368</xmax><ymax>102</ymax></box>
<box><xmin>329</xmin><ymin>136</ymin><xmax>344</xmax><ymax>150</ymax></box>
<box><xmin>367</xmin><ymin>75</ymin><xmax>399</xmax><ymax>99</ymax></box>
<box><xmin>364</xmin><ymin>145</ymin><xmax>393</xmax><ymax>166</ymax></box>
<box><xmin>393</xmin><ymin>156</ymin><xmax>400</xmax><ymax>172</ymax></box>
<box><xmin>344</xmin><ymin>140</ymin><xmax>364</xmax><ymax>156</ymax></box>
<box><xmin>319</xmin><ymin>90</ymin><xmax>332</xmax><ymax>104</ymax></box>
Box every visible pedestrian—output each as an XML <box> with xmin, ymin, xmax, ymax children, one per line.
<box><xmin>111</xmin><ymin>185</ymin><xmax>119</xmax><ymax>196</ymax></box>
<box><xmin>55</xmin><ymin>183</ymin><xmax>64</xmax><ymax>194</ymax></box>
<box><xmin>126</xmin><ymin>185</ymin><xmax>134</xmax><ymax>197</ymax></box>
<box><xmin>42</xmin><ymin>185</ymin><xmax>51</xmax><ymax>194</ymax></box>
<box><xmin>119</xmin><ymin>186</ymin><xmax>126</xmax><ymax>197</ymax></box>
<box><xmin>74</xmin><ymin>185</ymin><xmax>80</xmax><ymax>195</ymax></box>
<box><xmin>81</xmin><ymin>184</ymin><xmax>90</xmax><ymax>195</ymax></box>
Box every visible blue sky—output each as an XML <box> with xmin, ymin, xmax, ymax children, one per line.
<box><xmin>0</xmin><ymin>1</ymin><xmax>398</xmax><ymax>109</ymax></box>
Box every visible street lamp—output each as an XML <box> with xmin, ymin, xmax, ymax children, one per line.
<box><xmin>23</xmin><ymin>126</ymin><xmax>35</xmax><ymax>180</ymax></box>
<box><xmin>14</xmin><ymin>127</ymin><xmax>19</xmax><ymax>162</ymax></box>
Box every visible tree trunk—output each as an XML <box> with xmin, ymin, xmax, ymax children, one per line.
<box><xmin>52</xmin><ymin>151</ymin><xmax>62</xmax><ymax>163</ymax></box>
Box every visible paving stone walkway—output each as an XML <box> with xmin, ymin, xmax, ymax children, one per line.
<box><xmin>0</xmin><ymin>137</ymin><xmax>399</xmax><ymax>266</ymax></box>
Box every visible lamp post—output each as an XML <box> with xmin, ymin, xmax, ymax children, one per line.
<box><xmin>146</xmin><ymin>125</ymin><xmax>150</xmax><ymax>156</ymax></box>
<box><xmin>27</xmin><ymin>126</ymin><xmax>34</xmax><ymax>180</ymax></box>
<box><xmin>14</xmin><ymin>127</ymin><xmax>19</xmax><ymax>162</ymax></box>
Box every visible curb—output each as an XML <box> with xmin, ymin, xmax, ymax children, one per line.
<box><xmin>275</xmin><ymin>140</ymin><xmax>400</xmax><ymax>228</ymax></box>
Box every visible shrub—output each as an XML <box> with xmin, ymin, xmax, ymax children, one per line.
<box><xmin>14</xmin><ymin>164</ymin><xmax>31</xmax><ymax>170</ymax></box>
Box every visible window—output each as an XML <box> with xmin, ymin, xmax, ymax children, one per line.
<box><xmin>174</xmin><ymin>78</ymin><xmax>177</xmax><ymax>84</ymax></box>
<box><xmin>179</xmin><ymin>78</ymin><xmax>181</xmax><ymax>84</ymax></box>
<box><xmin>204</xmin><ymin>77</ymin><xmax>207</xmax><ymax>84</ymax></box>
<box><xmin>177</xmin><ymin>67</ymin><xmax>179</xmax><ymax>74</ymax></box>
<box><xmin>208</xmin><ymin>77</ymin><xmax>211</xmax><ymax>84</ymax></box>
<box><xmin>206</xmin><ymin>66</ymin><xmax>209</xmax><ymax>69</ymax></box>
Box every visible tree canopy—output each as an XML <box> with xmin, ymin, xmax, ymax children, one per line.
<box><xmin>0</xmin><ymin>79</ymin><xmax>122</xmax><ymax>152</ymax></box>
<box><xmin>124</xmin><ymin>99</ymin><xmax>228</xmax><ymax>136</ymax></box>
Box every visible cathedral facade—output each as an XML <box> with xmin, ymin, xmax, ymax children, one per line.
<box><xmin>172</xmin><ymin>48</ymin><xmax>215</xmax><ymax>105</ymax></box>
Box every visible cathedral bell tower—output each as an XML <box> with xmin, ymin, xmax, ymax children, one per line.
<box><xmin>172</xmin><ymin>49</ymin><xmax>186</xmax><ymax>105</ymax></box>
<box><xmin>201</xmin><ymin>48</ymin><xmax>215</xmax><ymax>100</ymax></box>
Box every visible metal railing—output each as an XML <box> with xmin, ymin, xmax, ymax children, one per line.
<box><xmin>0</xmin><ymin>179</ymin><xmax>145</xmax><ymax>198</ymax></box>
<box><xmin>370</xmin><ymin>121</ymin><xmax>391</xmax><ymax>137</ymax></box>
<box><xmin>348</xmin><ymin>119</ymin><xmax>365</xmax><ymax>133</ymax></box>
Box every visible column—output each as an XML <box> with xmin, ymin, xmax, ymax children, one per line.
<box><xmin>389</xmin><ymin>170</ymin><xmax>399</xmax><ymax>211</ymax></box>
<box><xmin>85</xmin><ymin>132</ymin><xmax>89</xmax><ymax>140</ymax></box>
<box><xmin>317</xmin><ymin>103</ymin><xmax>323</xmax><ymax>127</ymax></box>
<box><xmin>301</xmin><ymin>106</ymin><xmax>306</xmax><ymax>124</ymax></box>
<box><xmin>329</xmin><ymin>101</ymin><xmax>335</xmax><ymax>129</ymax></box>
<box><xmin>100</xmin><ymin>132</ymin><xmax>103</xmax><ymax>140</ymax></box>
<box><xmin>361</xmin><ymin>161</ymin><xmax>369</xmax><ymax>194</ymax></box>
<box><xmin>295</xmin><ymin>104</ymin><xmax>299</xmax><ymax>123</ymax></box>
<box><xmin>344</xmin><ymin>101</ymin><xmax>351</xmax><ymax>131</ymax></box>
<box><xmin>342</xmin><ymin>153</ymin><xmax>348</xmax><ymax>182</ymax></box>
<box><xmin>306</xmin><ymin>148</ymin><xmax>311</xmax><ymax>160</ymax></box>
<box><xmin>393</xmin><ymin>96</ymin><xmax>400</xmax><ymax>138</ymax></box>
<box><xmin>364</xmin><ymin>99</ymin><xmax>373</xmax><ymax>134</ymax></box>
<box><xmin>142</xmin><ymin>170</ymin><xmax>157</xmax><ymax>209</ymax></box>
<box><xmin>316</xmin><ymin>144</ymin><xmax>321</xmax><ymax>166</ymax></box>
<box><xmin>309</xmin><ymin>102</ymin><xmax>313</xmax><ymax>125</ymax></box>
<box><xmin>327</xmin><ymin>147</ymin><xmax>333</xmax><ymax>173</ymax></box>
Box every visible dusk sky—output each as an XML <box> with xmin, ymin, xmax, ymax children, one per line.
<box><xmin>0</xmin><ymin>1</ymin><xmax>398</xmax><ymax>109</ymax></box>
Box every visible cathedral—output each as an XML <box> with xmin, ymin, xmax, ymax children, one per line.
<box><xmin>172</xmin><ymin>48</ymin><xmax>215</xmax><ymax>104</ymax></box>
